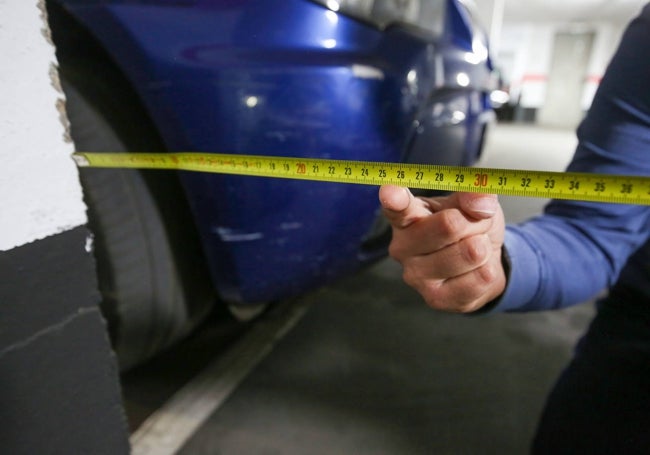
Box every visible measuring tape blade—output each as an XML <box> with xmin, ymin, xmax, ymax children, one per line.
<box><xmin>72</xmin><ymin>152</ymin><xmax>650</xmax><ymax>206</ymax></box>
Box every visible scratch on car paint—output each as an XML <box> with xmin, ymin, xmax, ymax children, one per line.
<box><xmin>215</xmin><ymin>227</ymin><xmax>264</xmax><ymax>242</ymax></box>
<box><xmin>85</xmin><ymin>233</ymin><xmax>94</xmax><ymax>253</ymax></box>
<box><xmin>279</xmin><ymin>222</ymin><xmax>302</xmax><ymax>231</ymax></box>
<box><xmin>351</xmin><ymin>64</ymin><xmax>385</xmax><ymax>80</ymax></box>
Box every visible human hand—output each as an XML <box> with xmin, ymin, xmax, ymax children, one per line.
<box><xmin>379</xmin><ymin>185</ymin><xmax>507</xmax><ymax>313</ymax></box>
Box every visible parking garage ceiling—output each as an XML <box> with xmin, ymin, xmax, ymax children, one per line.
<box><xmin>501</xmin><ymin>0</ymin><xmax>647</xmax><ymax>23</ymax></box>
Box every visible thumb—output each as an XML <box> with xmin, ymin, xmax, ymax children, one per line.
<box><xmin>379</xmin><ymin>185</ymin><xmax>435</xmax><ymax>229</ymax></box>
<box><xmin>449</xmin><ymin>192</ymin><xmax>500</xmax><ymax>220</ymax></box>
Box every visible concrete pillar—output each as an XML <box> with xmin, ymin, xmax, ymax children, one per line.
<box><xmin>0</xmin><ymin>1</ymin><xmax>130</xmax><ymax>453</ymax></box>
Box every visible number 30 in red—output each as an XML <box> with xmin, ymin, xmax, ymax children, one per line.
<box><xmin>474</xmin><ymin>173</ymin><xmax>488</xmax><ymax>187</ymax></box>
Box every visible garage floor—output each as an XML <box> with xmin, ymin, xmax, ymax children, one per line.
<box><xmin>122</xmin><ymin>124</ymin><xmax>597</xmax><ymax>454</ymax></box>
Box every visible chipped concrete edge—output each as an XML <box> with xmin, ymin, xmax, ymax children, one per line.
<box><xmin>0</xmin><ymin>0</ymin><xmax>86</xmax><ymax>251</ymax></box>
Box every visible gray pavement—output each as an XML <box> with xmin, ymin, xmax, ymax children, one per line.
<box><xmin>179</xmin><ymin>261</ymin><xmax>593</xmax><ymax>454</ymax></box>
<box><xmin>127</xmin><ymin>124</ymin><xmax>597</xmax><ymax>454</ymax></box>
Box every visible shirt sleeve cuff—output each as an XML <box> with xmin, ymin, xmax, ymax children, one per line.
<box><xmin>488</xmin><ymin>226</ymin><xmax>544</xmax><ymax>313</ymax></box>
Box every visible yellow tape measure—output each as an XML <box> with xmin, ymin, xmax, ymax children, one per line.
<box><xmin>72</xmin><ymin>152</ymin><xmax>650</xmax><ymax>205</ymax></box>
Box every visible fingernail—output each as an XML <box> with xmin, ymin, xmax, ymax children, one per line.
<box><xmin>381</xmin><ymin>186</ymin><xmax>411</xmax><ymax>212</ymax></box>
<box><xmin>468</xmin><ymin>197</ymin><xmax>498</xmax><ymax>215</ymax></box>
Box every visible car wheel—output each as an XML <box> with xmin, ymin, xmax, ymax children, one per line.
<box><xmin>61</xmin><ymin>69</ymin><xmax>214</xmax><ymax>371</ymax></box>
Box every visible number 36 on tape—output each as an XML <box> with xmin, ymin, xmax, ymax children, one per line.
<box><xmin>72</xmin><ymin>152</ymin><xmax>650</xmax><ymax>206</ymax></box>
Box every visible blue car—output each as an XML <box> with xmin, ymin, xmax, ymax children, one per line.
<box><xmin>48</xmin><ymin>0</ymin><xmax>495</xmax><ymax>369</ymax></box>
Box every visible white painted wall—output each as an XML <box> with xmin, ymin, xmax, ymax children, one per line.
<box><xmin>516</xmin><ymin>24</ymin><xmax>555</xmax><ymax>109</ymax></box>
<box><xmin>538</xmin><ymin>30</ymin><xmax>595</xmax><ymax>127</ymax></box>
<box><xmin>494</xmin><ymin>20</ymin><xmax>630</xmax><ymax>111</ymax></box>
<box><xmin>0</xmin><ymin>0</ymin><xmax>86</xmax><ymax>251</ymax></box>
<box><xmin>581</xmin><ymin>22</ymin><xmax>627</xmax><ymax>109</ymax></box>
<box><xmin>476</xmin><ymin>0</ymin><xmax>642</xmax><ymax>116</ymax></box>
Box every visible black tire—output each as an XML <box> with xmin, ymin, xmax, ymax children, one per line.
<box><xmin>61</xmin><ymin>69</ymin><xmax>214</xmax><ymax>371</ymax></box>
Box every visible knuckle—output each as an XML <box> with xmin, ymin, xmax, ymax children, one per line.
<box><xmin>388</xmin><ymin>240</ymin><xmax>404</xmax><ymax>261</ymax></box>
<box><xmin>452</xmin><ymin>292</ymin><xmax>486</xmax><ymax>314</ymax></box>
<box><xmin>461</xmin><ymin>235</ymin><xmax>490</xmax><ymax>265</ymax></box>
<box><xmin>420</xmin><ymin>280</ymin><xmax>458</xmax><ymax>311</ymax></box>
<box><xmin>420</xmin><ymin>286</ymin><xmax>449</xmax><ymax>311</ymax></box>
<box><xmin>401</xmin><ymin>266</ymin><xmax>422</xmax><ymax>289</ymax></box>
<box><xmin>432</xmin><ymin>277</ymin><xmax>495</xmax><ymax>314</ymax></box>
<box><xmin>387</xmin><ymin>242</ymin><xmax>398</xmax><ymax>259</ymax></box>
<box><xmin>436</xmin><ymin>209</ymin><xmax>464</xmax><ymax>238</ymax></box>
<box><xmin>456</xmin><ymin>301</ymin><xmax>482</xmax><ymax>314</ymax></box>
<box><xmin>476</xmin><ymin>260</ymin><xmax>501</xmax><ymax>286</ymax></box>
<box><xmin>404</xmin><ymin>272</ymin><xmax>443</xmax><ymax>306</ymax></box>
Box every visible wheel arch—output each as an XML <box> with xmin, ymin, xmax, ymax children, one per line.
<box><xmin>48</xmin><ymin>0</ymin><xmax>218</xmax><ymax>367</ymax></box>
<box><xmin>48</xmin><ymin>0</ymin><xmax>167</xmax><ymax>154</ymax></box>
<box><xmin>48</xmin><ymin>0</ymin><xmax>213</xmax><ymax>277</ymax></box>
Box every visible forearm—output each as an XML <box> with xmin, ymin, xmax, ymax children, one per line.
<box><xmin>495</xmin><ymin>201</ymin><xmax>649</xmax><ymax>312</ymax></box>
<box><xmin>494</xmin><ymin>4</ymin><xmax>650</xmax><ymax>312</ymax></box>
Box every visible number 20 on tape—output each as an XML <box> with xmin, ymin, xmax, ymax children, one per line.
<box><xmin>72</xmin><ymin>152</ymin><xmax>650</xmax><ymax>206</ymax></box>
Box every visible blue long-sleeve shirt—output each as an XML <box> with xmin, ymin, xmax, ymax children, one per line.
<box><xmin>496</xmin><ymin>4</ymin><xmax>650</xmax><ymax>313</ymax></box>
